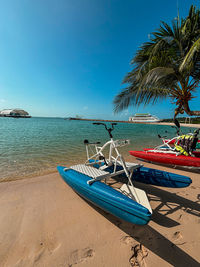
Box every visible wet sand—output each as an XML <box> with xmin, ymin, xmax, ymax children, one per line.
<box><xmin>0</xmin><ymin>159</ymin><xmax>200</xmax><ymax>266</ymax></box>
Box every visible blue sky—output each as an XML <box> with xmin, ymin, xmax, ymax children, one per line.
<box><xmin>0</xmin><ymin>0</ymin><xmax>199</xmax><ymax>119</ymax></box>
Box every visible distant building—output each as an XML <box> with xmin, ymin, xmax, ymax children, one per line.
<box><xmin>129</xmin><ymin>113</ymin><xmax>160</xmax><ymax>123</ymax></box>
<box><xmin>0</xmin><ymin>109</ymin><xmax>31</xmax><ymax>118</ymax></box>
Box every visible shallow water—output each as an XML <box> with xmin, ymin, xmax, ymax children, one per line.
<box><xmin>0</xmin><ymin>117</ymin><xmax>192</xmax><ymax>181</ymax></box>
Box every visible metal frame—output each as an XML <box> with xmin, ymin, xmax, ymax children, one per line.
<box><xmin>63</xmin><ymin>123</ymin><xmax>152</xmax><ymax>212</ymax></box>
<box><xmin>83</xmin><ymin>136</ymin><xmax>142</xmax><ymax>202</ymax></box>
<box><xmin>148</xmin><ymin>136</ymin><xmax>178</xmax><ymax>154</ymax></box>
<box><xmin>148</xmin><ymin>130</ymin><xmax>199</xmax><ymax>155</ymax></box>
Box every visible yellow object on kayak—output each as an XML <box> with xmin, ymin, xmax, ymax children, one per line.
<box><xmin>174</xmin><ymin>144</ymin><xmax>189</xmax><ymax>156</ymax></box>
<box><xmin>175</xmin><ymin>134</ymin><xmax>194</xmax><ymax>156</ymax></box>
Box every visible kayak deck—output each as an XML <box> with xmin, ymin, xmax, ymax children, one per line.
<box><xmin>69</xmin><ymin>163</ymin><xmax>142</xmax><ymax>185</ymax></box>
<box><xmin>120</xmin><ymin>184</ymin><xmax>152</xmax><ymax>213</ymax></box>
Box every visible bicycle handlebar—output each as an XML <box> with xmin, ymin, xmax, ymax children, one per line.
<box><xmin>93</xmin><ymin>122</ymin><xmax>103</xmax><ymax>125</ymax></box>
<box><xmin>93</xmin><ymin>122</ymin><xmax>117</xmax><ymax>138</ymax></box>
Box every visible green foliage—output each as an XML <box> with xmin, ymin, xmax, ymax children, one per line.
<box><xmin>162</xmin><ymin>116</ymin><xmax>200</xmax><ymax>124</ymax></box>
<box><xmin>114</xmin><ymin>5</ymin><xmax>200</xmax><ymax>118</ymax></box>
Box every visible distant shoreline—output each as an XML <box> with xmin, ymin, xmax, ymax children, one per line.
<box><xmin>66</xmin><ymin>117</ymin><xmax>200</xmax><ymax>128</ymax></box>
<box><xmin>154</xmin><ymin>122</ymin><xmax>200</xmax><ymax>128</ymax></box>
<box><xmin>65</xmin><ymin>117</ymin><xmax>148</xmax><ymax>123</ymax></box>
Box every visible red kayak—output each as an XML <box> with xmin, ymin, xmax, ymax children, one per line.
<box><xmin>129</xmin><ymin>149</ymin><xmax>200</xmax><ymax>167</ymax></box>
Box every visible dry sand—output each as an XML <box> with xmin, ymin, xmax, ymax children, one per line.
<box><xmin>0</xmin><ymin>158</ymin><xmax>200</xmax><ymax>267</ymax></box>
<box><xmin>156</xmin><ymin>122</ymin><xmax>200</xmax><ymax>128</ymax></box>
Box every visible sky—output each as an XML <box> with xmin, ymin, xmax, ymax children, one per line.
<box><xmin>0</xmin><ymin>0</ymin><xmax>200</xmax><ymax>119</ymax></box>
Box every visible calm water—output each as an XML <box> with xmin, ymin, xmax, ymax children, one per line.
<box><xmin>0</xmin><ymin>117</ymin><xmax>192</xmax><ymax>181</ymax></box>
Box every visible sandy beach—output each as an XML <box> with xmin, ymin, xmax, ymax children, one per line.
<box><xmin>0</xmin><ymin>157</ymin><xmax>200</xmax><ymax>267</ymax></box>
<box><xmin>156</xmin><ymin>122</ymin><xmax>200</xmax><ymax>128</ymax></box>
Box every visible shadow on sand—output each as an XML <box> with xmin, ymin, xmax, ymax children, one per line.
<box><xmin>107</xmin><ymin>175</ymin><xmax>200</xmax><ymax>227</ymax></box>
<box><xmin>135</xmin><ymin>182</ymin><xmax>200</xmax><ymax>220</ymax></box>
<box><xmin>80</xmin><ymin>182</ymin><xmax>200</xmax><ymax>266</ymax></box>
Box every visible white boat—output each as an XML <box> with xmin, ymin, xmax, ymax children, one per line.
<box><xmin>129</xmin><ymin>113</ymin><xmax>160</xmax><ymax>123</ymax></box>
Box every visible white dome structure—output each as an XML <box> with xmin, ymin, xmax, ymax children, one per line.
<box><xmin>0</xmin><ymin>109</ymin><xmax>31</xmax><ymax>118</ymax></box>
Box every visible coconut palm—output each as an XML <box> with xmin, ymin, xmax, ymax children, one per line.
<box><xmin>113</xmin><ymin>5</ymin><xmax>200</xmax><ymax>119</ymax></box>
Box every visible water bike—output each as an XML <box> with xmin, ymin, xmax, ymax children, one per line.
<box><xmin>58</xmin><ymin>122</ymin><xmax>152</xmax><ymax>225</ymax></box>
<box><xmin>57</xmin><ymin>123</ymin><xmax>191</xmax><ymax>225</ymax></box>
<box><xmin>161</xmin><ymin>119</ymin><xmax>200</xmax><ymax>149</ymax></box>
<box><xmin>130</xmin><ymin>120</ymin><xmax>200</xmax><ymax>168</ymax></box>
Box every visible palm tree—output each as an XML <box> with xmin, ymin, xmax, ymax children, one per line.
<box><xmin>113</xmin><ymin>5</ymin><xmax>200</xmax><ymax>119</ymax></box>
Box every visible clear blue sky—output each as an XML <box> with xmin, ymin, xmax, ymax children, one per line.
<box><xmin>0</xmin><ymin>0</ymin><xmax>199</xmax><ymax>119</ymax></box>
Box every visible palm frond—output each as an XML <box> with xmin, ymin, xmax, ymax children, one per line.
<box><xmin>113</xmin><ymin>83</ymin><xmax>170</xmax><ymax>113</ymax></box>
<box><xmin>113</xmin><ymin>5</ymin><xmax>200</xmax><ymax>116</ymax></box>
<box><xmin>139</xmin><ymin>67</ymin><xmax>177</xmax><ymax>89</ymax></box>
<box><xmin>179</xmin><ymin>37</ymin><xmax>200</xmax><ymax>72</ymax></box>
<box><xmin>113</xmin><ymin>86</ymin><xmax>138</xmax><ymax>113</ymax></box>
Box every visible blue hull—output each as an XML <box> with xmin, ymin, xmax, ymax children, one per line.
<box><xmin>132</xmin><ymin>167</ymin><xmax>192</xmax><ymax>188</ymax></box>
<box><xmin>90</xmin><ymin>161</ymin><xmax>192</xmax><ymax>188</ymax></box>
<box><xmin>57</xmin><ymin>166</ymin><xmax>151</xmax><ymax>225</ymax></box>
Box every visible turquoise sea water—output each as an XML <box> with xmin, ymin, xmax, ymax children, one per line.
<box><xmin>0</xmin><ymin>117</ymin><xmax>193</xmax><ymax>181</ymax></box>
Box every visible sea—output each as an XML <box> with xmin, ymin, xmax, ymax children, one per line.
<box><xmin>0</xmin><ymin>117</ymin><xmax>193</xmax><ymax>181</ymax></box>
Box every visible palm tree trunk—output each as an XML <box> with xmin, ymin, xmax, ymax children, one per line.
<box><xmin>174</xmin><ymin>104</ymin><xmax>183</xmax><ymax>119</ymax></box>
<box><xmin>183</xmin><ymin>101</ymin><xmax>200</xmax><ymax>116</ymax></box>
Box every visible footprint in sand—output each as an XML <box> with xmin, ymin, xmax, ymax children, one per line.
<box><xmin>33</xmin><ymin>247</ymin><xmax>45</xmax><ymax>263</ymax></box>
<box><xmin>177</xmin><ymin>214</ymin><xmax>183</xmax><ymax>221</ymax></box>
<box><xmin>120</xmin><ymin>236</ymin><xmax>135</xmax><ymax>245</ymax></box>
<box><xmin>69</xmin><ymin>247</ymin><xmax>94</xmax><ymax>266</ymax></box>
<box><xmin>173</xmin><ymin>231</ymin><xmax>182</xmax><ymax>239</ymax></box>
<box><xmin>129</xmin><ymin>244</ymin><xmax>148</xmax><ymax>267</ymax></box>
<box><xmin>172</xmin><ymin>231</ymin><xmax>186</xmax><ymax>246</ymax></box>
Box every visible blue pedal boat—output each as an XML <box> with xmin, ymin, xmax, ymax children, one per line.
<box><xmin>57</xmin><ymin>122</ymin><xmax>192</xmax><ymax>226</ymax></box>
<box><xmin>57</xmin><ymin>165</ymin><xmax>152</xmax><ymax>225</ymax></box>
